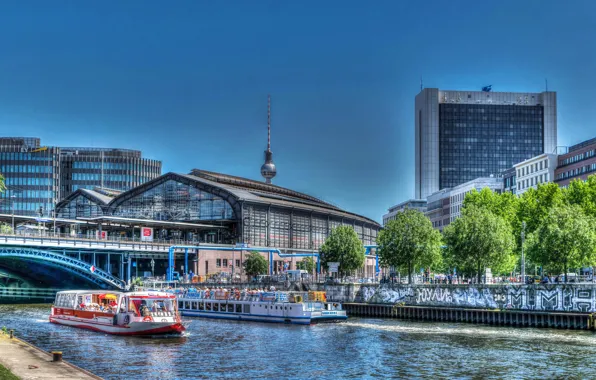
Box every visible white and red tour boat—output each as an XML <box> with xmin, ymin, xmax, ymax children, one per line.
<box><xmin>177</xmin><ymin>289</ymin><xmax>347</xmax><ymax>325</ymax></box>
<box><xmin>50</xmin><ymin>290</ymin><xmax>185</xmax><ymax>336</ymax></box>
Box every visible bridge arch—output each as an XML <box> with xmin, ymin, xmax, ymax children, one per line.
<box><xmin>0</xmin><ymin>247</ymin><xmax>125</xmax><ymax>290</ymax></box>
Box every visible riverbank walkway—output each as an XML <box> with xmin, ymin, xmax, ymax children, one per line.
<box><xmin>0</xmin><ymin>333</ymin><xmax>100</xmax><ymax>379</ymax></box>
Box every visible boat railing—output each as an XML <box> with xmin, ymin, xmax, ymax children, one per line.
<box><xmin>179</xmin><ymin>290</ymin><xmax>332</xmax><ymax>304</ymax></box>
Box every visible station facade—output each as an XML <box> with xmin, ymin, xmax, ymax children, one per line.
<box><xmin>54</xmin><ymin>169</ymin><xmax>381</xmax><ymax>278</ymax></box>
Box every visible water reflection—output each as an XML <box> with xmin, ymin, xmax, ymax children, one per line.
<box><xmin>0</xmin><ymin>304</ymin><xmax>594</xmax><ymax>379</ymax></box>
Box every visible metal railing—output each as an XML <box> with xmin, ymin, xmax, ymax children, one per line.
<box><xmin>0</xmin><ymin>232</ymin><xmax>233</xmax><ymax>252</ymax></box>
<box><xmin>0</xmin><ymin>287</ymin><xmax>59</xmax><ymax>300</ymax></box>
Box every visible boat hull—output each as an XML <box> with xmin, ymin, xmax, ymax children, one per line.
<box><xmin>180</xmin><ymin>310</ymin><xmax>312</xmax><ymax>325</ymax></box>
<box><xmin>49</xmin><ymin>316</ymin><xmax>185</xmax><ymax>336</ymax></box>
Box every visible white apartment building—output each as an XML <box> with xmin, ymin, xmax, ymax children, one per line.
<box><xmin>448</xmin><ymin>177</ymin><xmax>504</xmax><ymax>222</ymax></box>
<box><xmin>382</xmin><ymin>199</ymin><xmax>427</xmax><ymax>226</ymax></box>
<box><xmin>425</xmin><ymin>176</ymin><xmax>504</xmax><ymax>231</ymax></box>
<box><xmin>514</xmin><ymin>153</ymin><xmax>557</xmax><ymax>195</ymax></box>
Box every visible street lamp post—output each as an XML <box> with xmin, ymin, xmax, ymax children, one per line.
<box><xmin>521</xmin><ymin>221</ymin><xmax>526</xmax><ymax>284</ymax></box>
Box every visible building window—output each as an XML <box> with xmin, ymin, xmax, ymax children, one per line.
<box><xmin>216</xmin><ymin>259</ymin><xmax>221</xmax><ymax>268</ymax></box>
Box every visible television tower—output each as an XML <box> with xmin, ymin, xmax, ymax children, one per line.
<box><xmin>261</xmin><ymin>94</ymin><xmax>277</xmax><ymax>184</ymax></box>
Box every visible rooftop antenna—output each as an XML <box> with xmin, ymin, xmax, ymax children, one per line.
<box><xmin>420</xmin><ymin>77</ymin><xmax>423</xmax><ymax>91</ymax></box>
<box><xmin>260</xmin><ymin>94</ymin><xmax>277</xmax><ymax>184</ymax></box>
<box><xmin>267</xmin><ymin>95</ymin><xmax>271</xmax><ymax>151</ymax></box>
<box><xmin>545</xmin><ymin>78</ymin><xmax>548</xmax><ymax>92</ymax></box>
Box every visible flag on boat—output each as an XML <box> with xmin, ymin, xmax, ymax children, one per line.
<box><xmin>90</xmin><ymin>265</ymin><xmax>96</xmax><ymax>272</ymax></box>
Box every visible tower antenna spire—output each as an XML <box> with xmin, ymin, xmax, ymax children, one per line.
<box><xmin>267</xmin><ymin>94</ymin><xmax>271</xmax><ymax>151</ymax></box>
<box><xmin>261</xmin><ymin>94</ymin><xmax>277</xmax><ymax>184</ymax></box>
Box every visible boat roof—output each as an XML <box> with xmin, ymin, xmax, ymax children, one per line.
<box><xmin>126</xmin><ymin>291</ymin><xmax>176</xmax><ymax>298</ymax></box>
<box><xmin>56</xmin><ymin>290</ymin><xmax>175</xmax><ymax>299</ymax></box>
<box><xmin>56</xmin><ymin>290</ymin><xmax>123</xmax><ymax>295</ymax></box>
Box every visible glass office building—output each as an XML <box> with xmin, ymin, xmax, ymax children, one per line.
<box><xmin>0</xmin><ymin>138</ymin><xmax>60</xmax><ymax>217</ymax></box>
<box><xmin>415</xmin><ymin>89</ymin><xmax>557</xmax><ymax>198</ymax></box>
<box><xmin>60</xmin><ymin>147</ymin><xmax>161</xmax><ymax>198</ymax></box>
<box><xmin>0</xmin><ymin>137</ymin><xmax>161</xmax><ymax>217</ymax></box>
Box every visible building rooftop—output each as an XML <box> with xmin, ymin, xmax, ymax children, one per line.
<box><xmin>190</xmin><ymin>169</ymin><xmax>340</xmax><ymax>210</ymax></box>
<box><xmin>567</xmin><ymin>137</ymin><xmax>596</xmax><ymax>153</ymax></box>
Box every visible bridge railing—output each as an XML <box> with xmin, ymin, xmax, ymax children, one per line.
<box><xmin>0</xmin><ymin>233</ymin><xmax>233</xmax><ymax>251</ymax></box>
<box><xmin>0</xmin><ymin>287</ymin><xmax>59</xmax><ymax>300</ymax></box>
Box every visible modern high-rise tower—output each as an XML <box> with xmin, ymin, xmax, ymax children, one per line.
<box><xmin>415</xmin><ymin>88</ymin><xmax>557</xmax><ymax>199</ymax></box>
<box><xmin>260</xmin><ymin>95</ymin><xmax>277</xmax><ymax>184</ymax></box>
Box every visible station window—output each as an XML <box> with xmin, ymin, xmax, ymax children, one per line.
<box><xmin>216</xmin><ymin>259</ymin><xmax>221</xmax><ymax>268</ymax></box>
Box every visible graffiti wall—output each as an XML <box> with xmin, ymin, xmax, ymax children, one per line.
<box><xmin>323</xmin><ymin>284</ymin><xmax>596</xmax><ymax>313</ymax></box>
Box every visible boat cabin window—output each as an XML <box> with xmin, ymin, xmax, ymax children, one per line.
<box><xmin>243</xmin><ymin>304</ymin><xmax>250</xmax><ymax>314</ymax></box>
<box><xmin>235</xmin><ymin>304</ymin><xmax>242</xmax><ymax>313</ymax></box>
<box><xmin>192</xmin><ymin>302</ymin><xmax>198</xmax><ymax>310</ymax></box>
<box><xmin>214</xmin><ymin>303</ymin><xmax>220</xmax><ymax>312</ymax></box>
<box><xmin>130</xmin><ymin>298</ymin><xmax>175</xmax><ymax>317</ymax></box>
<box><xmin>206</xmin><ymin>303</ymin><xmax>212</xmax><ymax>311</ymax></box>
<box><xmin>227</xmin><ymin>304</ymin><xmax>234</xmax><ymax>313</ymax></box>
<box><xmin>184</xmin><ymin>301</ymin><xmax>190</xmax><ymax>310</ymax></box>
<box><xmin>178</xmin><ymin>301</ymin><xmax>184</xmax><ymax>310</ymax></box>
<box><xmin>54</xmin><ymin>293</ymin><xmax>76</xmax><ymax>308</ymax></box>
<box><xmin>198</xmin><ymin>302</ymin><xmax>205</xmax><ymax>311</ymax></box>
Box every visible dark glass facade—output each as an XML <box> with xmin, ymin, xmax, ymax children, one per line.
<box><xmin>0</xmin><ymin>138</ymin><xmax>60</xmax><ymax>217</ymax></box>
<box><xmin>56</xmin><ymin>193</ymin><xmax>104</xmax><ymax>219</ymax></box>
<box><xmin>439</xmin><ymin>104</ymin><xmax>544</xmax><ymax>190</ymax></box>
<box><xmin>60</xmin><ymin>147</ymin><xmax>161</xmax><ymax>198</ymax></box>
<box><xmin>111</xmin><ymin>179</ymin><xmax>234</xmax><ymax>221</ymax></box>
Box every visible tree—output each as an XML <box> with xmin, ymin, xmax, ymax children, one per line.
<box><xmin>443</xmin><ymin>206</ymin><xmax>516</xmax><ymax>283</ymax></box>
<box><xmin>464</xmin><ymin>187</ymin><xmax>519</xmax><ymax>227</ymax></box>
<box><xmin>296</xmin><ymin>257</ymin><xmax>315</xmax><ymax>273</ymax></box>
<box><xmin>564</xmin><ymin>174</ymin><xmax>596</xmax><ymax>218</ymax></box>
<box><xmin>0</xmin><ymin>224</ymin><xmax>12</xmax><ymax>234</ymax></box>
<box><xmin>0</xmin><ymin>174</ymin><xmax>5</xmax><ymax>194</ymax></box>
<box><xmin>526</xmin><ymin>204</ymin><xmax>596</xmax><ymax>282</ymax></box>
<box><xmin>319</xmin><ymin>226</ymin><xmax>364</xmax><ymax>277</ymax></box>
<box><xmin>377</xmin><ymin>209</ymin><xmax>442</xmax><ymax>284</ymax></box>
<box><xmin>243</xmin><ymin>251</ymin><xmax>268</xmax><ymax>278</ymax></box>
<box><xmin>516</xmin><ymin>183</ymin><xmax>564</xmax><ymax>237</ymax></box>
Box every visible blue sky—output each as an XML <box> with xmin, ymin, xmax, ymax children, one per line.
<box><xmin>0</xmin><ymin>0</ymin><xmax>595</xmax><ymax>222</ymax></box>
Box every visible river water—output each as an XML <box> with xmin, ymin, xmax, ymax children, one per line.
<box><xmin>0</xmin><ymin>304</ymin><xmax>593</xmax><ymax>379</ymax></box>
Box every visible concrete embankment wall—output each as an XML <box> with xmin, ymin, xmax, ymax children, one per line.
<box><xmin>0</xmin><ymin>333</ymin><xmax>100</xmax><ymax>379</ymax></box>
<box><xmin>317</xmin><ymin>283</ymin><xmax>596</xmax><ymax>313</ymax></box>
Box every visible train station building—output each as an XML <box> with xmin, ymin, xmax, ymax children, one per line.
<box><xmin>43</xmin><ymin>169</ymin><xmax>381</xmax><ymax>278</ymax></box>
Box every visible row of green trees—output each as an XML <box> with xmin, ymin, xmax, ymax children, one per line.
<box><xmin>378</xmin><ymin>175</ymin><xmax>596</xmax><ymax>283</ymax></box>
<box><xmin>243</xmin><ymin>226</ymin><xmax>367</xmax><ymax>278</ymax></box>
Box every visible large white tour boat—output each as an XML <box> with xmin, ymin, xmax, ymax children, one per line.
<box><xmin>50</xmin><ymin>290</ymin><xmax>185</xmax><ymax>336</ymax></box>
<box><xmin>177</xmin><ymin>289</ymin><xmax>347</xmax><ymax>325</ymax></box>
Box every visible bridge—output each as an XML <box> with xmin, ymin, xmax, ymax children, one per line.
<box><xmin>0</xmin><ymin>234</ymin><xmax>179</xmax><ymax>290</ymax></box>
<box><xmin>0</xmin><ymin>234</ymin><xmax>379</xmax><ymax>291</ymax></box>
